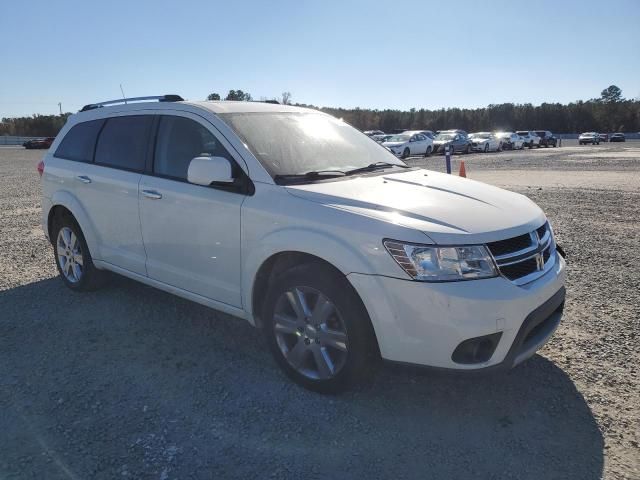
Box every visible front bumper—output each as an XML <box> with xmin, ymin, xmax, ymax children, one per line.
<box><xmin>471</xmin><ymin>143</ymin><xmax>487</xmax><ymax>151</ymax></box>
<box><xmin>347</xmin><ymin>254</ymin><xmax>566</xmax><ymax>370</ymax></box>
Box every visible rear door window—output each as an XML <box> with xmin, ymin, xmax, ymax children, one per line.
<box><xmin>54</xmin><ymin>119</ymin><xmax>105</xmax><ymax>162</ymax></box>
<box><xmin>153</xmin><ymin>115</ymin><xmax>233</xmax><ymax>181</ymax></box>
<box><xmin>94</xmin><ymin>116</ymin><xmax>153</xmax><ymax>171</ymax></box>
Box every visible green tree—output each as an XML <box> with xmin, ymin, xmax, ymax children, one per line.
<box><xmin>601</xmin><ymin>85</ymin><xmax>623</xmax><ymax>103</ymax></box>
<box><xmin>207</xmin><ymin>92</ymin><xmax>221</xmax><ymax>100</ymax></box>
<box><xmin>225</xmin><ymin>90</ymin><xmax>252</xmax><ymax>101</ymax></box>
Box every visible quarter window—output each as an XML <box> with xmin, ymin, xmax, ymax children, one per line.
<box><xmin>94</xmin><ymin>116</ymin><xmax>153</xmax><ymax>171</ymax></box>
<box><xmin>153</xmin><ymin>116</ymin><xmax>233</xmax><ymax>181</ymax></box>
<box><xmin>54</xmin><ymin>119</ymin><xmax>105</xmax><ymax>162</ymax></box>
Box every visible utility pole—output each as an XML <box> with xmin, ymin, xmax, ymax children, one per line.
<box><xmin>58</xmin><ymin>102</ymin><xmax>62</xmax><ymax>115</ymax></box>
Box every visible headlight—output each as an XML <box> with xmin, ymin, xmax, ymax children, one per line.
<box><xmin>383</xmin><ymin>240</ymin><xmax>498</xmax><ymax>281</ymax></box>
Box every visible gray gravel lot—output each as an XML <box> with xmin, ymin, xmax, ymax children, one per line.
<box><xmin>1</xmin><ymin>143</ymin><xmax>638</xmax><ymax>479</ymax></box>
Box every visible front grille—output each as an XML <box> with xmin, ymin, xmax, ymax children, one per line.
<box><xmin>487</xmin><ymin>223</ymin><xmax>555</xmax><ymax>285</ymax></box>
<box><xmin>487</xmin><ymin>233</ymin><xmax>532</xmax><ymax>257</ymax></box>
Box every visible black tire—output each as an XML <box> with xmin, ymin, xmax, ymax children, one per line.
<box><xmin>402</xmin><ymin>147</ymin><xmax>410</xmax><ymax>159</ymax></box>
<box><xmin>262</xmin><ymin>262</ymin><xmax>376</xmax><ymax>393</ymax></box>
<box><xmin>424</xmin><ymin>145</ymin><xmax>432</xmax><ymax>157</ymax></box>
<box><xmin>465</xmin><ymin>144</ymin><xmax>470</xmax><ymax>154</ymax></box>
<box><xmin>528</xmin><ymin>142</ymin><xmax>533</xmax><ymax>149</ymax></box>
<box><xmin>484</xmin><ymin>144</ymin><xmax>489</xmax><ymax>153</ymax></box>
<box><xmin>52</xmin><ymin>214</ymin><xmax>106</xmax><ymax>291</ymax></box>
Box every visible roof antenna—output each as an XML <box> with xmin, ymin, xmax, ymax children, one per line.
<box><xmin>120</xmin><ymin>84</ymin><xmax>127</xmax><ymax>104</ymax></box>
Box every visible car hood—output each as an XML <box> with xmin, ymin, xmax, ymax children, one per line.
<box><xmin>470</xmin><ymin>138</ymin><xmax>489</xmax><ymax>143</ymax></box>
<box><xmin>285</xmin><ymin>168</ymin><xmax>545</xmax><ymax>244</ymax></box>
<box><xmin>382</xmin><ymin>142</ymin><xmax>406</xmax><ymax>148</ymax></box>
<box><xmin>433</xmin><ymin>140</ymin><xmax>453</xmax><ymax>145</ymax></box>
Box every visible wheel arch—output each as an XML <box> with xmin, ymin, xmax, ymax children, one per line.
<box><xmin>46</xmin><ymin>191</ymin><xmax>100</xmax><ymax>259</ymax></box>
<box><xmin>249</xmin><ymin>250</ymin><xmax>382</xmax><ymax>357</ymax></box>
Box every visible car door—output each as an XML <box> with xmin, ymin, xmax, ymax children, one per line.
<box><xmin>408</xmin><ymin>135</ymin><xmax>418</xmax><ymax>155</ymax></box>
<box><xmin>72</xmin><ymin>115</ymin><xmax>152</xmax><ymax>275</ymax></box>
<box><xmin>414</xmin><ymin>134</ymin><xmax>426</xmax><ymax>154</ymax></box>
<box><xmin>138</xmin><ymin>113</ymin><xmax>245</xmax><ymax>307</ymax></box>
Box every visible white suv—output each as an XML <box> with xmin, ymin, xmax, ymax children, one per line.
<box><xmin>40</xmin><ymin>95</ymin><xmax>566</xmax><ymax>393</ymax></box>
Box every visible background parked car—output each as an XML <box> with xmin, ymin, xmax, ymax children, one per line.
<box><xmin>469</xmin><ymin>132</ymin><xmax>502</xmax><ymax>152</ymax></box>
<box><xmin>598</xmin><ymin>133</ymin><xmax>609</xmax><ymax>142</ymax></box>
<box><xmin>534</xmin><ymin>130</ymin><xmax>558</xmax><ymax>147</ymax></box>
<box><xmin>579</xmin><ymin>132</ymin><xmax>600</xmax><ymax>145</ymax></box>
<box><xmin>23</xmin><ymin>137</ymin><xmax>55</xmax><ymax>149</ymax></box>
<box><xmin>382</xmin><ymin>132</ymin><xmax>433</xmax><ymax>158</ymax></box>
<box><xmin>371</xmin><ymin>133</ymin><xmax>393</xmax><ymax>143</ymax></box>
<box><xmin>363</xmin><ymin>130</ymin><xmax>384</xmax><ymax>137</ymax></box>
<box><xmin>407</xmin><ymin>129</ymin><xmax>435</xmax><ymax>139</ymax></box>
<box><xmin>495</xmin><ymin>132</ymin><xmax>525</xmax><ymax>150</ymax></box>
<box><xmin>516</xmin><ymin>131</ymin><xmax>541</xmax><ymax>148</ymax></box>
<box><xmin>432</xmin><ymin>131</ymin><xmax>471</xmax><ymax>154</ymax></box>
<box><xmin>610</xmin><ymin>133</ymin><xmax>626</xmax><ymax>142</ymax></box>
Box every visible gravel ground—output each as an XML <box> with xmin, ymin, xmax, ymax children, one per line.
<box><xmin>1</xmin><ymin>143</ymin><xmax>638</xmax><ymax>479</ymax></box>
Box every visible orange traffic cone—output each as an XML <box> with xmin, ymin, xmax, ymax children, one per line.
<box><xmin>459</xmin><ymin>160</ymin><xmax>467</xmax><ymax>178</ymax></box>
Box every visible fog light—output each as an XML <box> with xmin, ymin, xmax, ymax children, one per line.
<box><xmin>451</xmin><ymin>332</ymin><xmax>502</xmax><ymax>364</ymax></box>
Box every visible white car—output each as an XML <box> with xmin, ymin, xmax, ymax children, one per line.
<box><xmin>469</xmin><ymin>132</ymin><xmax>502</xmax><ymax>152</ymax></box>
<box><xmin>39</xmin><ymin>95</ymin><xmax>566</xmax><ymax>393</ymax></box>
<box><xmin>578</xmin><ymin>132</ymin><xmax>600</xmax><ymax>145</ymax></box>
<box><xmin>516</xmin><ymin>131</ymin><xmax>541</xmax><ymax>149</ymax></box>
<box><xmin>496</xmin><ymin>132</ymin><xmax>525</xmax><ymax>150</ymax></box>
<box><xmin>383</xmin><ymin>131</ymin><xmax>433</xmax><ymax>158</ymax></box>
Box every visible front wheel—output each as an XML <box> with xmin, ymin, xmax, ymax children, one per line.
<box><xmin>402</xmin><ymin>147</ymin><xmax>410</xmax><ymax>159</ymax></box>
<box><xmin>465</xmin><ymin>145</ymin><xmax>470</xmax><ymax>154</ymax></box>
<box><xmin>262</xmin><ymin>262</ymin><xmax>375</xmax><ymax>393</ymax></box>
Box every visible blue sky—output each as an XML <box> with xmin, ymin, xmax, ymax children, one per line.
<box><xmin>1</xmin><ymin>0</ymin><xmax>639</xmax><ymax>117</ymax></box>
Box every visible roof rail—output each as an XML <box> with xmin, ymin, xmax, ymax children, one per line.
<box><xmin>80</xmin><ymin>94</ymin><xmax>184</xmax><ymax>112</ymax></box>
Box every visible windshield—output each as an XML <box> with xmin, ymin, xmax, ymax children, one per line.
<box><xmin>385</xmin><ymin>135</ymin><xmax>410</xmax><ymax>142</ymax></box>
<box><xmin>219</xmin><ymin>112</ymin><xmax>405</xmax><ymax>177</ymax></box>
<box><xmin>435</xmin><ymin>133</ymin><xmax>455</xmax><ymax>141</ymax></box>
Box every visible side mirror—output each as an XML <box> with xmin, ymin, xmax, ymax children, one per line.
<box><xmin>187</xmin><ymin>156</ymin><xmax>234</xmax><ymax>186</ymax></box>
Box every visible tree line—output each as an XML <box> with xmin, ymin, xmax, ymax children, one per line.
<box><xmin>2</xmin><ymin>86</ymin><xmax>637</xmax><ymax>137</ymax></box>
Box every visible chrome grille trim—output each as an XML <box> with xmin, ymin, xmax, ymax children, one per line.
<box><xmin>487</xmin><ymin>222</ymin><xmax>556</xmax><ymax>286</ymax></box>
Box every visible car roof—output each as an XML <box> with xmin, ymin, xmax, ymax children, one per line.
<box><xmin>73</xmin><ymin>99</ymin><xmax>316</xmax><ymax>122</ymax></box>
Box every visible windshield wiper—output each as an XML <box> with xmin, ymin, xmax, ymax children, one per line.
<box><xmin>344</xmin><ymin>162</ymin><xmax>408</xmax><ymax>176</ymax></box>
<box><xmin>274</xmin><ymin>170</ymin><xmax>347</xmax><ymax>184</ymax></box>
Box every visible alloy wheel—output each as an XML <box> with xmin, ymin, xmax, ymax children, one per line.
<box><xmin>273</xmin><ymin>286</ymin><xmax>348</xmax><ymax>380</ymax></box>
<box><xmin>56</xmin><ymin>227</ymin><xmax>84</xmax><ymax>283</ymax></box>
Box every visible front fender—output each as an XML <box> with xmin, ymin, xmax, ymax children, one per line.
<box><xmin>48</xmin><ymin>190</ymin><xmax>101</xmax><ymax>260</ymax></box>
<box><xmin>242</xmin><ymin>226</ymin><xmax>379</xmax><ymax>320</ymax></box>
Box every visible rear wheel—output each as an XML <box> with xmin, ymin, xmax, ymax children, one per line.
<box><xmin>424</xmin><ymin>145</ymin><xmax>432</xmax><ymax>157</ymax></box>
<box><xmin>52</xmin><ymin>215</ymin><xmax>105</xmax><ymax>291</ymax></box>
<box><xmin>262</xmin><ymin>262</ymin><xmax>375</xmax><ymax>393</ymax></box>
<box><xmin>465</xmin><ymin>144</ymin><xmax>470</xmax><ymax>154</ymax></box>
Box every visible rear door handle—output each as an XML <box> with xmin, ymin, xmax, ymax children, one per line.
<box><xmin>142</xmin><ymin>190</ymin><xmax>162</xmax><ymax>200</ymax></box>
<box><xmin>76</xmin><ymin>175</ymin><xmax>91</xmax><ymax>184</ymax></box>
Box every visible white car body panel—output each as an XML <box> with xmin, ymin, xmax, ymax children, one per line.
<box><xmin>41</xmin><ymin>100</ymin><xmax>566</xmax><ymax>372</ymax></box>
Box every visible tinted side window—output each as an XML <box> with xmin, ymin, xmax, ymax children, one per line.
<box><xmin>54</xmin><ymin>119</ymin><xmax>105</xmax><ymax>162</ymax></box>
<box><xmin>154</xmin><ymin>116</ymin><xmax>233</xmax><ymax>181</ymax></box>
<box><xmin>95</xmin><ymin>116</ymin><xmax>153</xmax><ymax>171</ymax></box>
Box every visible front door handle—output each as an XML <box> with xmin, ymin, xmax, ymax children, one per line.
<box><xmin>76</xmin><ymin>175</ymin><xmax>91</xmax><ymax>184</ymax></box>
<box><xmin>142</xmin><ymin>190</ymin><xmax>162</xmax><ymax>200</ymax></box>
